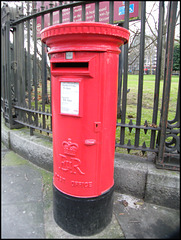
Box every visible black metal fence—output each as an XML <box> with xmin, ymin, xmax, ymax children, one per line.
<box><xmin>1</xmin><ymin>1</ymin><xmax>180</xmax><ymax>170</ymax></box>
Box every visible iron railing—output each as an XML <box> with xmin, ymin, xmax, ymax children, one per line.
<box><xmin>1</xmin><ymin>1</ymin><xmax>180</xmax><ymax>170</ymax></box>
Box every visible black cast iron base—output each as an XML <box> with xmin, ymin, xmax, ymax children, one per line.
<box><xmin>53</xmin><ymin>185</ymin><xmax>114</xmax><ymax>236</ymax></box>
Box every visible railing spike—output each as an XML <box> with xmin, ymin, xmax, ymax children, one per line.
<box><xmin>144</xmin><ymin>128</ymin><xmax>147</xmax><ymax>134</ymax></box>
<box><xmin>142</xmin><ymin>141</ymin><xmax>146</xmax><ymax>148</ymax></box>
<box><xmin>144</xmin><ymin>120</ymin><xmax>148</xmax><ymax>127</ymax></box>
<box><xmin>129</xmin><ymin>119</ymin><xmax>133</xmax><ymax>133</ymax></box>
<box><xmin>39</xmin><ymin>107</ymin><xmax>41</xmax><ymax>117</ymax></box>
<box><xmin>129</xmin><ymin>119</ymin><xmax>133</xmax><ymax>125</ymax></box>
<box><xmin>144</xmin><ymin>120</ymin><xmax>148</xmax><ymax>134</ymax></box>
<box><xmin>127</xmin><ymin>139</ymin><xmax>131</xmax><ymax>146</ymax></box>
<box><xmin>127</xmin><ymin>139</ymin><xmax>131</xmax><ymax>153</ymax></box>
<box><xmin>142</xmin><ymin>141</ymin><xmax>146</xmax><ymax>155</ymax></box>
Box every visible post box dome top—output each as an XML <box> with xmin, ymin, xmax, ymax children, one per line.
<box><xmin>40</xmin><ymin>22</ymin><xmax>130</xmax><ymax>53</ymax></box>
<box><xmin>41</xmin><ymin>22</ymin><xmax>129</xmax><ymax>42</ymax></box>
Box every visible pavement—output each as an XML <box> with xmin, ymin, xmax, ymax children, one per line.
<box><xmin>1</xmin><ymin>142</ymin><xmax>180</xmax><ymax>239</ymax></box>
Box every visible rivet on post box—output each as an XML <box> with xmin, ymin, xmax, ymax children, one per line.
<box><xmin>40</xmin><ymin>22</ymin><xmax>130</xmax><ymax>236</ymax></box>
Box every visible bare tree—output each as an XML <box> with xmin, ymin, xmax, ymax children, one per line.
<box><xmin>128</xmin><ymin>1</ymin><xmax>180</xmax><ymax>79</ymax></box>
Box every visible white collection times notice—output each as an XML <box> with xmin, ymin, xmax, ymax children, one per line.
<box><xmin>61</xmin><ymin>82</ymin><xmax>79</xmax><ymax>115</ymax></box>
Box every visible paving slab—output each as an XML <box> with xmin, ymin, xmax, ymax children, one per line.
<box><xmin>1</xmin><ymin>162</ymin><xmax>45</xmax><ymax>238</ymax></box>
<box><xmin>2</xmin><ymin>165</ymin><xmax>43</xmax><ymax>204</ymax></box>
<box><xmin>2</xmin><ymin>202</ymin><xmax>45</xmax><ymax>239</ymax></box>
<box><xmin>113</xmin><ymin>192</ymin><xmax>180</xmax><ymax>239</ymax></box>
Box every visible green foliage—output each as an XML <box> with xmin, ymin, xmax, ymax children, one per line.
<box><xmin>173</xmin><ymin>44</ymin><xmax>180</xmax><ymax>71</ymax></box>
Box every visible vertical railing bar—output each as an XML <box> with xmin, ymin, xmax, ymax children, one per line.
<box><xmin>6</xmin><ymin>21</ymin><xmax>13</xmax><ymax>127</ymax></box>
<box><xmin>166</xmin><ymin>74</ymin><xmax>180</xmax><ymax>125</ymax></box>
<box><xmin>18</xmin><ymin>22</ymin><xmax>23</xmax><ymax>124</ymax></box>
<box><xmin>5</xmin><ymin>24</ymin><xmax>8</xmax><ymax>120</ymax></box>
<box><xmin>175</xmin><ymin>76</ymin><xmax>180</xmax><ymax>122</ymax></box>
<box><xmin>41</xmin><ymin>10</ymin><xmax>48</xmax><ymax>112</ymax></box>
<box><xmin>1</xmin><ymin>26</ymin><xmax>5</xmax><ymax>116</ymax></box>
<box><xmin>16</xmin><ymin>23</ymin><xmax>22</xmax><ymax>122</ymax></box>
<box><xmin>21</xmin><ymin>2</ymin><xmax>26</xmax><ymax>112</ymax></box>
<box><xmin>70</xmin><ymin>1</ymin><xmax>73</xmax><ymax>22</ymax></box>
<box><xmin>33</xmin><ymin>2</ymin><xmax>38</xmax><ymax>129</ymax></box>
<box><xmin>10</xmin><ymin>31</ymin><xmax>15</xmax><ymax>108</ymax></box>
<box><xmin>2</xmin><ymin>27</ymin><xmax>6</xmax><ymax>118</ymax></box>
<box><xmin>156</xmin><ymin>1</ymin><xmax>171</xmax><ymax>148</ymax></box>
<box><xmin>160</xmin><ymin>1</ymin><xmax>177</xmax><ymax>117</ymax></box>
<box><xmin>150</xmin><ymin>1</ymin><xmax>164</xmax><ymax>149</ymax></box>
<box><xmin>21</xmin><ymin>11</ymin><xmax>26</xmax><ymax>111</ymax></box>
<box><xmin>59</xmin><ymin>1</ymin><xmax>62</xmax><ymax>23</ymax></box>
<box><xmin>4</xmin><ymin>24</ymin><xmax>7</xmax><ymax>120</ymax></box>
<box><xmin>134</xmin><ymin>1</ymin><xmax>146</xmax><ymax>147</ymax></box>
<box><xmin>9</xmin><ymin>22</ymin><xmax>13</xmax><ymax>126</ymax></box>
<box><xmin>50</xmin><ymin>63</ymin><xmax>52</xmax><ymax>132</ymax></box>
<box><xmin>157</xmin><ymin>1</ymin><xmax>178</xmax><ymax>161</ymax></box>
<box><xmin>22</xmin><ymin>22</ymin><xmax>26</xmax><ymax>118</ymax></box>
<box><xmin>95</xmin><ymin>2</ymin><xmax>99</xmax><ymax>22</ymax></box>
<box><xmin>120</xmin><ymin>1</ymin><xmax>129</xmax><ymax>145</ymax></box>
<box><xmin>13</xmin><ymin>6</ymin><xmax>20</xmax><ymax>123</ymax></box>
<box><xmin>172</xmin><ymin>76</ymin><xmax>180</xmax><ymax>123</ymax></box>
<box><xmin>117</xmin><ymin>46</ymin><xmax>123</xmax><ymax>119</ymax></box>
<box><xmin>19</xmin><ymin>3</ymin><xmax>24</xmax><ymax>113</ymax></box>
<box><xmin>176</xmin><ymin>75</ymin><xmax>180</xmax><ymax>123</ymax></box>
<box><xmin>27</xmin><ymin>2</ymin><xmax>31</xmax><ymax>111</ymax></box>
<box><xmin>5</xmin><ymin>23</ymin><xmax>8</xmax><ymax>121</ymax></box>
<box><xmin>82</xmin><ymin>2</ymin><xmax>86</xmax><ymax>21</ymax></box>
<box><xmin>6</xmin><ymin>23</ymin><xmax>9</xmax><ymax>122</ymax></box>
<box><xmin>41</xmin><ymin>2</ymin><xmax>46</xmax><ymax>130</ymax></box>
<box><xmin>5</xmin><ymin>22</ymin><xmax>7</xmax><ymax>120</ymax></box>
<box><xmin>12</xmin><ymin>33</ymin><xmax>16</xmax><ymax>122</ymax></box>
<box><xmin>49</xmin><ymin>1</ymin><xmax>53</xmax><ymax>25</ymax></box>
<box><xmin>50</xmin><ymin>1</ymin><xmax>53</xmax><ymax>130</ymax></box>
<box><xmin>26</xmin><ymin>1</ymin><xmax>33</xmax><ymax>135</ymax></box>
<box><xmin>12</xmin><ymin>7</ymin><xmax>18</xmax><ymax>117</ymax></box>
<box><xmin>109</xmin><ymin>1</ymin><xmax>114</xmax><ymax>24</ymax></box>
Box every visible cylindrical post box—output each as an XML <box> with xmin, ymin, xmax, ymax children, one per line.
<box><xmin>41</xmin><ymin>22</ymin><xmax>129</xmax><ymax>236</ymax></box>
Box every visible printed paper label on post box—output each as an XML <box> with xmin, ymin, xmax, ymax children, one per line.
<box><xmin>61</xmin><ymin>82</ymin><xmax>79</xmax><ymax>115</ymax></box>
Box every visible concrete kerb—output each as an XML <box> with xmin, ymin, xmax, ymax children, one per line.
<box><xmin>1</xmin><ymin>120</ymin><xmax>180</xmax><ymax>210</ymax></box>
<box><xmin>2</xmin><ymin>122</ymin><xmax>53</xmax><ymax>172</ymax></box>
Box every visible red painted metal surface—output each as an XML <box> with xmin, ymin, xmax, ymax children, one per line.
<box><xmin>41</xmin><ymin>22</ymin><xmax>129</xmax><ymax>197</ymax></box>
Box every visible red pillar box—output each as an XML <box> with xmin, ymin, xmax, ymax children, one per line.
<box><xmin>41</xmin><ymin>22</ymin><xmax>129</xmax><ymax>236</ymax></box>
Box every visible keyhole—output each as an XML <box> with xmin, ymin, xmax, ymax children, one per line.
<box><xmin>95</xmin><ymin>122</ymin><xmax>101</xmax><ymax>132</ymax></box>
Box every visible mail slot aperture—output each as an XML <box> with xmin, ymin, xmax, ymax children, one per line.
<box><xmin>52</xmin><ymin>62</ymin><xmax>89</xmax><ymax>70</ymax></box>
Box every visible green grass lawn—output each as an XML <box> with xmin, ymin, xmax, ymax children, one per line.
<box><xmin>115</xmin><ymin>74</ymin><xmax>179</xmax><ymax>155</ymax></box>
